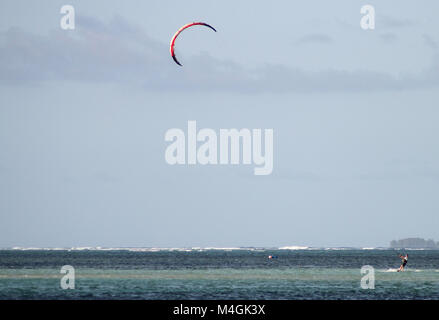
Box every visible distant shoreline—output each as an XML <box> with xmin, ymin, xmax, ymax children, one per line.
<box><xmin>2</xmin><ymin>246</ymin><xmax>438</xmax><ymax>251</ymax></box>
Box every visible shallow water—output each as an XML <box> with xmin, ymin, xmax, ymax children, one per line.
<box><xmin>0</xmin><ymin>249</ymin><xmax>438</xmax><ymax>299</ymax></box>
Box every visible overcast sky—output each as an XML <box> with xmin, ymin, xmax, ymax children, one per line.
<box><xmin>0</xmin><ymin>1</ymin><xmax>438</xmax><ymax>248</ymax></box>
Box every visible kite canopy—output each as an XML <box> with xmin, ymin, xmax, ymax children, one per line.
<box><xmin>170</xmin><ymin>22</ymin><xmax>217</xmax><ymax>66</ymax></box>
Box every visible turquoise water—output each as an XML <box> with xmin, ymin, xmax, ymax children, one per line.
<box><xmin>0</xmin><ymin>249</ymin><xmax>438</xmax><ymax>299</ymax></box>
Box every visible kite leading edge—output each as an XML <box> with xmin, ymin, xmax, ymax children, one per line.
<box><xmin>170</xmin><ymin>22</ymin><xmax>217</xmax><ymax>66</ymax></box>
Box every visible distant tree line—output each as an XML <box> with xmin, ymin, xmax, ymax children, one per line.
<box><xmin>390</xmin><ymin>238</ymin><xmax>439</xmax><ymax>249</ymax></box>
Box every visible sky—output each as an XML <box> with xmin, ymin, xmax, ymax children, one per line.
<box><xmin>0</xmin><ymin>0</ymin><xmax>438</xmax><ymax>248</ymax></box>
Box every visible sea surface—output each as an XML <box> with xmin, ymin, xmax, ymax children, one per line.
<box><xmin>0</xmin><ymin>248</ymin><xmax>438</xmax><ymax>300</ymax></box>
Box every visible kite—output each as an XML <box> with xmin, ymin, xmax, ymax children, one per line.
<box><xmin>170</xmin><ymin>22</ymin><xmax>217</xmax><ymax>66</ymax></box>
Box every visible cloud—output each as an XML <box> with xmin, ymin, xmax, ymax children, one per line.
<box><xmin>0</xmin><ymin>15</ymin><xmax>438</xmax><ymax>93</ymax></box>
<box><xmin>379</xmin><ymin>15</ymin><xmax>415</xmax><ymax>29</ymax></box>
<box><xmin>423</xmin><ymin>34</ymin><xmax>437</xmax><ymax>50</ymax></box>
<box><xmin>0</xmin><ymin>15</ymin><xmax>168</xmax><ymax>86</ymax></box>
<box><xmin>295</xmin><ymin>33</ymin><xmax>333</xmax><ymax>45</ymax></box>
<box><xmin>379</xmin><ymin>32</ymin><xmax>398</xmax><ymax>43</ymax></box>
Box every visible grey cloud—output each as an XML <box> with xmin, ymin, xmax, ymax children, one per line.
<box><xmin>1</xmin><ymin>15</ymin><xmax>438</xmax><ymax>93</ymax></box>
<box><xmin>295</xmin><ymin>34</ymin><xmax>333</xmax><ymax>45</ymax></box>
<box><xmin>379</xmin><ymin>32</ymin><xmax>398</xmax><ymax>43</ymax></box>
<box><xmin>356</xmin><ymin>168</ymin><xmax>439</xmax><ymax>182</ymax></box>
<box><xmin>92</xmin><ymin>171</ymin><xmax>123</xmax><ymax>184</ymax></box>
<box><xmin>0</xmin><ymin>15</ymin><xmax>168</xmax><ymax>85</ymax></box>
<box><xmin>379</xmin><ymin>15</ymin><xmax>415</xmax><ymax>29</ymax></box>
<box><xmin>423</xmin><ymin>34</ymin><xmax>437</xmax><ymax>49</ymax></box>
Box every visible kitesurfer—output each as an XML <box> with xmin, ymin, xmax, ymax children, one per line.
<box><xmin>397</xmin><ymin>254</ymin><xmax>408</xmax><ymax>272</ymax></box>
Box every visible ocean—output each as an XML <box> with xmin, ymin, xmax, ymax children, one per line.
<box><xmin>0</xmin><ymin>248</ymin><xmax>438</xmax><ymax>300</ymax></box>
